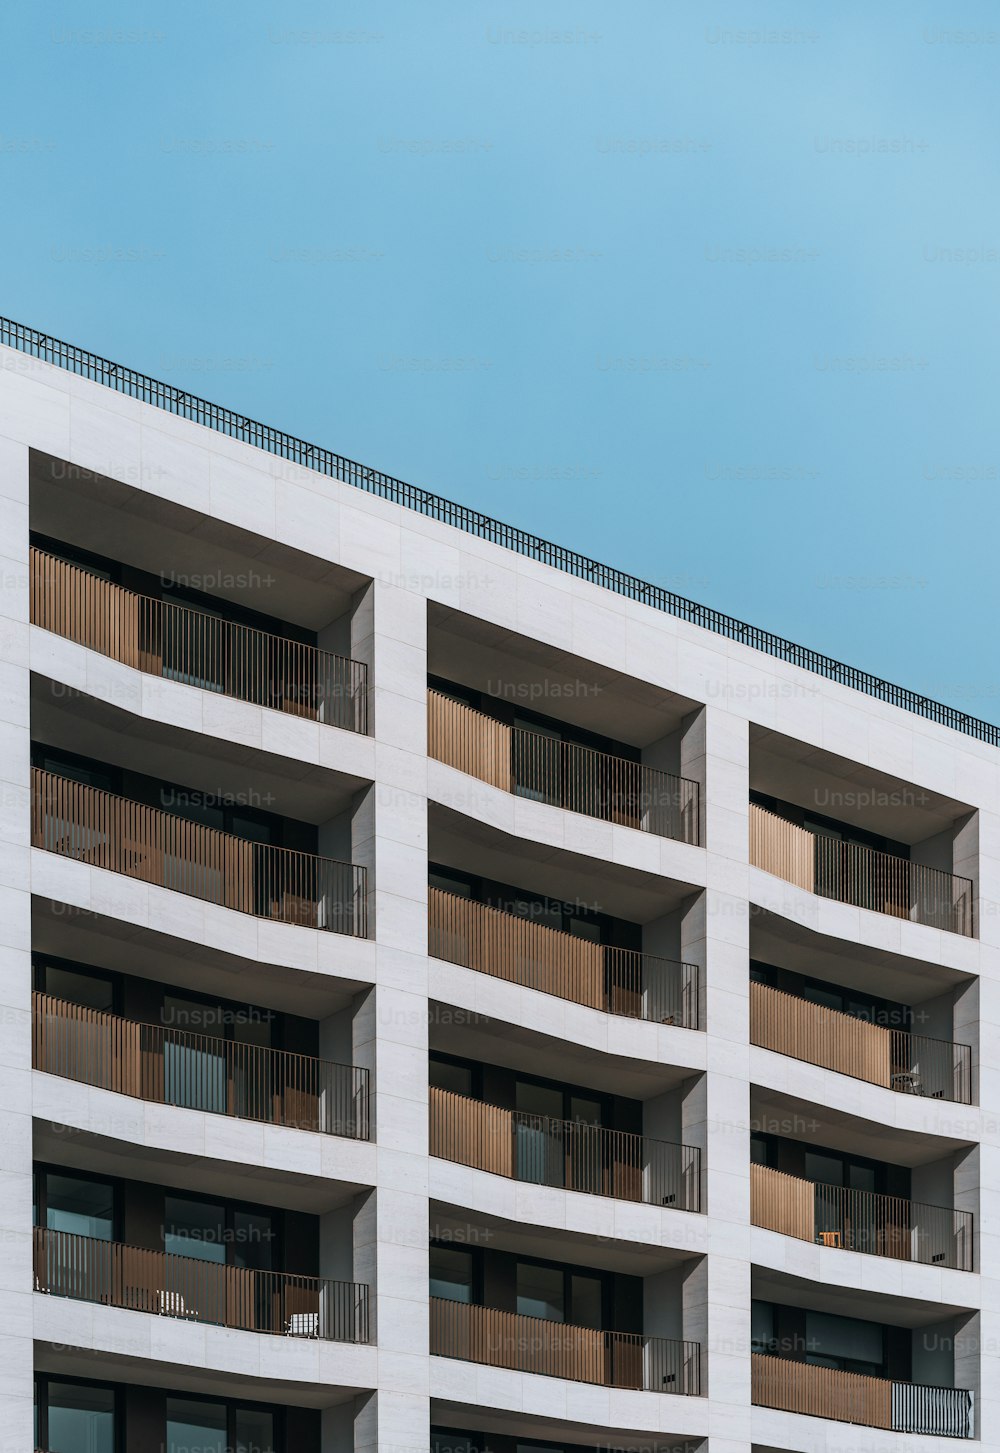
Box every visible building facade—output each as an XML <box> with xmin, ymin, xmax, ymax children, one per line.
<box><xmin>0</xmin><ymin>320</ymin><xmax>996</xmax><ymax>1453</ymax></box>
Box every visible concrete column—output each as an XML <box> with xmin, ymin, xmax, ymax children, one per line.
<box><xmin>0</xmin><ymin>437</ymin><xmax>34</xmax><ymax>1453</ymax></box>
<box><xmin>366</xmin><ymin>577</ymin><xmax>430</xmax><ymax>1450</ymax></box>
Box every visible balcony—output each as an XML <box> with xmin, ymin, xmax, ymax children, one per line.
<box><xmin>33</xmin><ymin>991</ymin><xmax>370</xmax><ymax>1139</ymax></box>
<box><xmin>752</xmin><ymin>1353</ymin><xmax>973</xmax><ymax>1437</ymax></box>
<box><xmin>429</xmin><ymin>1298</ymin><xmax>700</xmax><ymax>1393</ymax></box>
<box><xmin>429</xmin><ymin>886</ymin><xmax>699</xmax><ymax>1027</ymax></box>
<box><xmin>33</xmin><ymin>1226</ymin><xmax>370</xmax><ymax>1342</ymax></box>
<box><xmin>750</xmin><ymin>980</ymin><xmax>972</xmax><ymax>1103</ymax></box>
<box><xmin>430</xmin><ymin>1086</ymin><xmax>701</xmax><ymax>1210</ymax></box>
<box><xmin>749</xmin><ymin>802</ymin><xmax>973</xmax><ymax>936</ymax></box>
<box><xmin>30</xmin><ymin>545</ymin><xmax>369</xmax><ymax>732</ymax></box>
<box><xmin>31</xmin><ymin>767</ymin><xmax>368</xmax><ymax>936</ymax></box>
<box><xmin>751</xmin><ymin>1164</ymin><xmax>972</xmax><ymax>1270</ymax></box>
<box><xmin>428</xmin><ymin>688</ymin><xmax>700</xmax><ymax>843</ymax></box>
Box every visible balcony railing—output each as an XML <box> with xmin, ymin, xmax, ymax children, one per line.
<box><xmin>428</xmin><ymin>689</ymin><xmax>700</xmax><ymax>843</ymax></box>
<box><xmin>751</xmin><ymin>1163</ymin><xmax>972</xmax><ymax>1270</ymax></box>
<box><xmin>32</xmin><ymin>991</ymin><xmax>370</xmax><ymax>1139</ymax></box>
<box><xmin>750</xmin><ymin>980</ymin><xmax>973</xmax><ymax>1103</ymax></box>
<box><xmin>749</xmin><ymin>802</ymin><xmax>974</xmax><ymax>936</ymax></box>
<box><xmin>752</xmin><ymin>1353</ymin><xmax>973</xmax><ymax>1437</ymax></box>
<box><xmin>31</xmin><ymin>767</ymin><xmax>368</xmax><ymax>936</ymax></box>
<box><xmin>33</xmin><ymin>1226</ymin><xmax>370</xmax><ymax>1342</ymax></box>
<box><xmin>30</xmin><ymin>546</ymin><xmax>369</xmax><ymax>733</ymax></box>
<box><xmin>430</xmin><ymin>1086</ymin><xmax>701</xmax><ymax>1210</ymax></box>
<box><xmin>430</xmin><ymin>1298</ymin><xmax>700</xmax><ymax>1393</ymax></box>
<box><xmin>429</xmin><ymin>886</ymin><xmax>699</xmax><ymax>1027</ymax></box>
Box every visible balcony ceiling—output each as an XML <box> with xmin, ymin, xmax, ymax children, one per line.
<box><xmin>430</xmin><ymin>1202</ymin><xmax>695</xmax><ymax>1276</ymax></box>
<box><xmin>430</xmin><ymin>1404</ymin><xmax>697</xmax><ymax>1453</ymax></box>
<box><xmin>750</xmin><ymin>906</ymin><xmax>974</xmax><ymax>1004</ymax></box>
<box><xmin>31</xmin><ymin>675</ymin><xmax>366</xmax><ymax>824</ymax></box>
<box><xmin>750</xmin><ymin>1086</ymin><xmax>976</xmax><ymax>1166</ymax></box>
<box><xmin>750</xmin><ymin>726</ymin><xmax>973</xmax><ymax>843</ymax></box>
<box><xmin>751</xmin><ymin>1266</ymin><xmax>978</xmax><ymax>1328</ymax></box>
<box><xmin>429</xmin><ymin>604</ymin><xmax>699</xmax><ymax>748</ymax></box>
<box><xmin>429</xmin><ymin>803</ymin><xmax>700</xmax><ymax>924</ymax></box>
<box><xmin>30</xmin><ymin>450</ymin><xmax>367</xmax><ymax>630</ymax></box>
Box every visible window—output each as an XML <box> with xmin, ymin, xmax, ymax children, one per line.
<box><xmin>163</xmin><ymin>1194</ymin><xmax>276</xmax><ymax>1270</ymax></box>
<box><xmin>166</xmin><ymin>1396</ymin><xmax>277</xmax><ymax>1453</ymax></box>
<box><xmin>516</xmin><ymin>1259</ymin><xmax>607</xmax><ymax>1328</ymax></box>
<box><xmin>37</xmin><ymin>1169</ymin><xmax>115</xmax><ymax>1240</ymax></box>
<box><xmin>35</xmin><ymin>1377</ymin><xmax>116</xmax><ymax>1453</ymax></box>
<box><xmin>805</xmin><ymin>1310</ymin><xmax>885</xmax><ymax>1376</ymax></box>
<box><xmin>34</xmin><ymin>959</ymin><xmax>116</xmax><ymax>1011</ymax></box>
<box><xmin>430</xmin><ymin>1054</ymin><xmax>475</xmax><ymax>1097</ymax></box>
<box><xmin>430</xmin><ymin>1245</ymin><xmax>475</xmax><ymax>1303</ymax></box>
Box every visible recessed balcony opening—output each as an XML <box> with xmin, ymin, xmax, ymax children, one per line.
<box><xmin>749</xmin><ymin>727</ymin><xmax>977</xmax><ymax>935</ymax></box>
<box><xmin>428</xmin><ymin>806</ymin><xmax>704</xmax><ymax>1028</ymax></box>
<box><xmin>31</xmin><ymin>953</ymin><xmax>370</xmax><ymax>1141</ymax></box>
<box><xmin>750</xmin><ymin>1126</ymin><xmax>973</xmax><ymax>1270</ymax></box>
<box><xmin>750</xmin><ymin>1281</ymin><xmax>976</xmax><ymax>1438</ymax></box>
<box><xmin>429</xmin><ymin>1049</ymin><xmax>702</xmax><ymax>1213</ymax></box>
<box><xmin>31</xmin><ymin>1160</ymin><xmax>371</xmax><ymax>1345</ymax></box>
<box><xmin>427</xmin><ymin>1214</ymin><xmax>703</xmax><ymax>1396</ymax></box>
<box><xmin>28</xmin><ymin>736</ymin><xmax>369</xmax><ymax>937</ymax></box>
<box><xmin>427</xmin><ymin>605</ymin><xmax>704</xmax><ymax>844</ymax></box>
<box><xmin>431</xmin><ymin>1420</ymin><xmax>699</xmax><ymax>1453</ymax></box>
<box><xmin>29</xmin><ymin>450</ymin><xmax>373</xmax><ymax>732</ymax></box>
<box><xmin>34</xmin><ymin>1374</ymin><xmax>327</xmax><ymax>1453</ymax></box>
<box><xmin>750</xmin><ymin>909</ymin><xmax>976</xmax><ymax>1103</ymax></box>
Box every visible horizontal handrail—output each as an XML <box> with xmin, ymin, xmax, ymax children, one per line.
<box><xmin>750</xmin><ymin>980</ymin><xmax>973</xmax><ymax>1103</ymax></box>
<box><xmin>31</xmin><ymin>767</ymin><xmax>368</xmax><ymax>936</ymax></box>
<box><xmin>33</xmin><ymin>1226</ymin><xmax>370</xmax><ymax>1342</ymax></box>
<box><xmin>32</xmin><ymin>991</ymin><xmax>370</xmax><ymax>1139</ymax></box>
<box><xmin>429</xmin><ymin>1297</ymin><xmax>700</xmax><ymax>1393</ymax></box>
<box><xmin>429</xmin><ymin>1086</ymin><xmax>701</xmax><ymax>1211</ymax></box>
<box><xmin>429</xmin><ymin>885</ymin><xmax>700</xmax><ymax>1028</ymax></box>
<box><xmin>30</xmin><ymin>546</ymin><xmax>369</xmax><ymax>733</ymax></box>
<box><xmin>752</xmin><ymin>1353</ymin><xmax>973</xmax><ymax>1437</ymax></box>
<box><xmin>4</xmin><ymin>313</ymin><xmax>994</xmax><ymax>749</ymax></box>
<box><xmin>751</xmin><ymin>1163</ymin><xmax>973</xmax><ymax>1270</ymax></box>
<box><xmin>750</xmin><ymin>802</ymin><xmax>974</xmax><ymax>936</ymax></box>
<box><xmin>428</xmin><ymin>689</ymin><xmax>700</xmax><ymax>843</ymax></box>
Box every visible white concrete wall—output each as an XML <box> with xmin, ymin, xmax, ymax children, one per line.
<box><xmin>1</xmin><ymin>346</ymin><xmax>998</xmax><ymax>1452</ymax></box>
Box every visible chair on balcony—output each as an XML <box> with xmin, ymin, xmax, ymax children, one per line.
<box><xmin>157</xmin><ymin>1289</ymin><xmax>195</xmax><ymax>1319</ymax></box>
<box><xmin>890</xmin><ymin>1070</ymin><xmax>925</xmax><ymax>1095</ymax></box>
<box><xmin>817</xmin><ymin>1231</ymin><xmax>842</xmax><ymax>1248</ymax></box>
<box><xmin>286</xmin><ymin>1310</ymin><xmax>319</xmax><ymax>1337</ymax></box>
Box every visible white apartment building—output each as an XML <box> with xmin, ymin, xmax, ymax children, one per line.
<box><xmin>0</xmin><ymin>316</ymin><xmax>995</xmax><ymax>1453</ymax></box>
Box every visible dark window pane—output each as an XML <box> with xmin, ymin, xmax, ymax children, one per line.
<box><xmin>166</xmin><ymin>1398</ymin><xmax>226</xmax><ymax>1453</ymax></box>
<box><xmin>430</xmin><ymin>1057</ymin><xmax>473</xmax><ymax>1096</ymax></box>
<box><xmin>45</xmin><ymin>1173</ymin><xmax>114</xmax><ymax>1240</ymax></box>
<box><xmin>235</xmin><ymin>1406</ymin><xmax>275</xmax><ymax>1453</ymax></box>
<box><xmin>430</xmin><ymin>1246</ymin><xmax>474</xmax><ymax>1303</ymax></box>
<box><xmin>46</xmin><ymin>1381</ymin><xmax>115</xmax><ymax>1453</ymax></box>
<box><xmin>517</xmin><ymin>1262</ymin><xmax>563</xmax><ymax>1322</ymax></box>
<box><xmin>164</xmin><ymin>1195</ymin><xmax>226</xmax><ymax>1264</ymax></box>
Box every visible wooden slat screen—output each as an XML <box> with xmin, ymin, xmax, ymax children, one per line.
<box><xmin>30</xmin><ymin>767</ymin><xmax>367</xmax><ymax>937</ymax></box>
<box><xmin>429</xmin><ymin>1297</ymin><xmax>700</xmax><ymax>1393</ymax></box>
<box><xmin>428</xmin><ymin>886</ymin><xmax>699</xmax><ymax>1027</ymax></box>
<box><xmin>33</xmin><ymin>1226</ymin><xmax>370</xmax><ymax>1342</ymax></box>
<box><xmin>32</xmin><ymin>991</ymin><xmax>370</xmax><ymax>1139</ymax></box>
<box><xmin>428</xmin><ymin>689</ymin><xmax>700</xmax><ymax>843</ymax></box>
<box><xmin>429</xmin><ymin>1086</ymin><xmax>701</xmax><ymax>1211</ymax></box>
<box><xmin>29</xmin><ymin>546</ymin><xmax>369</xmax><ymax>733</ymax></box>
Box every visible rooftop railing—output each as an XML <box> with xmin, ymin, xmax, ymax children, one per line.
<box><xmin>430</xmin><ymin>1297</ymin><xmax>701</xmax><ymax>1393</ymax></box>
<box><xmin>428</xmin><ymin>689</ymin><xmax>700</xmax><ymax>843</ymax></box>
<box><xmin>429</xmin><ymin>885</ymin><xmax>700</xmax><ymax>1028</ymax></box>
<box><xmin>30</xmin><ymin>546</ymin><xmax>369</xmax><ymax>733</ymax></box>
<box><xmin>31</xmin><ymin>767</ymin><xmax>368</xmax><ymax>936</ymax></box>
<box><xmin>751</xmin><ymin>1163</ymin><xmax>972</xmax><ymax>1270</ymax></box>
<box><xmin>33</xmin><ymin>991</ymin><xmax>370</xmax><ymax>1139</ymax></box>
<box><xmin>752</xmin><ymin>1353</ymin><xmax>973</xmax><ymax>1437</ymax></box>
<box><xmin>750</xmin><ymin>802</ymin><xmax>974</xmax><ymax>936</ymax></box>
<box><xmin>4</xmin><ymin>313</ymin><xmax>995</xmax><ymax>747</ymax></box>
<box><xmin>750</xmin><ymin>980</ymin><xmax>973</xmax><ymax>1103</ymax></box>
<box><xmin>430</xmin><ymin>1086</ymin><xmax>701</xmax><ymax>1211</ymax></box>
<box><xmin>34</xmin><ymin>1226</ymin><xmax>370</xmax><ymax>1342</ymax></box>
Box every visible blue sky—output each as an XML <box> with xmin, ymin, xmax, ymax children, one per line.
<box><xmin>3</xmin><ymin>1</ymin><xmax>999</xmax><ymax>721</ymax></box>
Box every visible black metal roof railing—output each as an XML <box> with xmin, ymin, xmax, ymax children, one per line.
<box><xmin>2</xmin><ymin>313</ymin><xmax>995</xmax><ymax>747</ymax></box>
